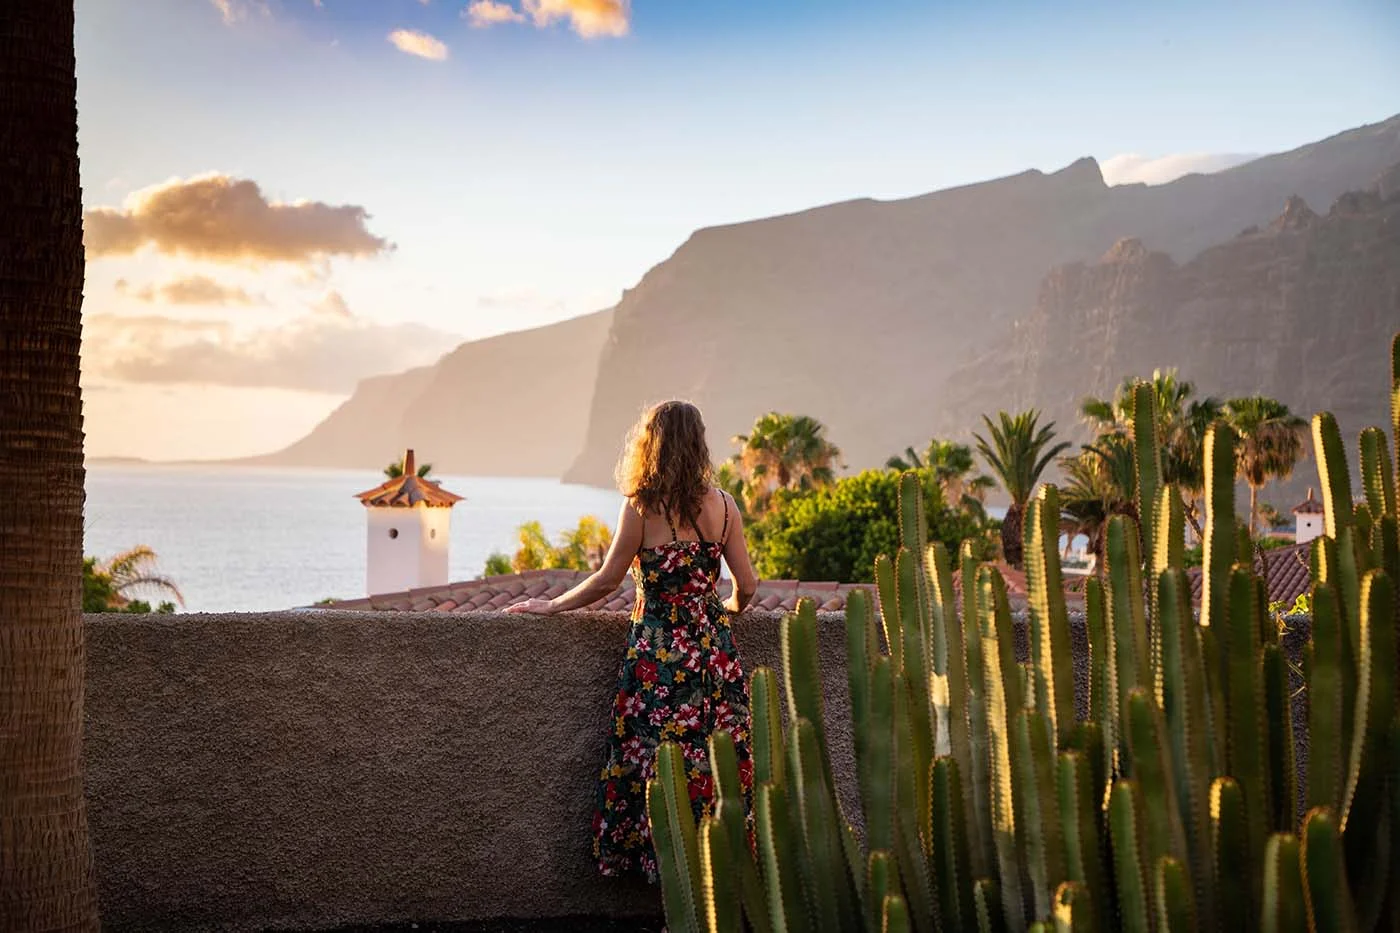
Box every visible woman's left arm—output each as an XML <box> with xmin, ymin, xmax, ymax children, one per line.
<box><xmin>504</xmin><ymin>500</ymin><xmax>643</xmax><ymax>614</ymax></box>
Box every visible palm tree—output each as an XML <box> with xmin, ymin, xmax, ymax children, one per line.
<box><xmin>1221</xmin><ymin>395</ymin><xmax>1308</xmax><ymax>535</ymax></box>
<box><xmin>730</xmin><ymin>412</ymin><xmax>842</xmax><ymax>514</ymax></box>
<box><xmin>558</xmin><ymin>515</ymin><xmax>613</xmax><ymax>571</ymax></box>
<box><xmin>888</xmin><ymin>438</ymin><xmax>994</xmax><ymax>517</ymax></box>
<box><xmin>0</xmin><ymin>0</ymin><xmax>102</xmax><ymax>924</ymax></box>
<box><xmin>98</xmin><ymin>546</ymin><xmax>185</xmax><ymax>609</ymax></box>
<box><xmin>1058</xmin><ymin>434</ymin><xmax>1138</xmax><ymax>561</ymax></box>
<box><xmin>1080</xmin><ymin>370</ymin><xmax>1221</xmax><ymax>538</ymax></box>
<box><xmin>384</xmin><ymin>457</ymin><xmax>432</xmax><ymax>479</ymax></box>
<box><xmin>973</xmin><ymin>410</ymin><xmax>1071</xmax><ymax>568</ymax></box>
<box><xmin>713</xmin><ymin>461</ymin><xmax>747</xmax><ymax>517</ymax></box>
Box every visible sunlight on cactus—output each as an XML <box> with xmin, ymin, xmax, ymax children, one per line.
<box><xmin>648</xmin><ymin>332</ymin><xmax>1400</xmax><ymax>932</ymax></box>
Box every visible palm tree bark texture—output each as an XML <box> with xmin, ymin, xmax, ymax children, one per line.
<box><xmin>0</xmin><ymin>1</ymin><xmax>101</xmax><ymax>929</ymax></box>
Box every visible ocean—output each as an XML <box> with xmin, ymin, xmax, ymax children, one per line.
<box><xmin>83</xmin><ymin>465</ymin><xmax>624</xmax><ymax>613</ymax></box>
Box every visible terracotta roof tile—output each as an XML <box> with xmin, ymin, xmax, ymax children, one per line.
<box><xmin>317</xmin><ymin>570</ymin><xmax>879</xmax><ymax>615</ymax></box>
<box><xmin>1185</xmin><ymin>541</ymin><xmax>1311</xmax><ymax>608</ymax></box>
<box><xmin>353</xmin><ymin>449</ymin><xmax>464</xmax><ymax>509</ymax></box>
<box><xmin>1292</xmin><ymin>488</ymin><xmax>1324</xmax><ymax>514</ymax></box>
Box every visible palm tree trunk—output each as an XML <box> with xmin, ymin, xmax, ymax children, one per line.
<box><xmin>1001</xmin><ymin>502</ymin><xmax>1025</xmax><ymax>569</ymax></box>
<box><xmin>1248</xmin><ymin>483</ymin><xmax>1259</xmax><ymax>538</ymax></box>
<box><xmin>0</xmin><ymin>2</ymin><xmax>100</xmax><ymax>928</ymax></box>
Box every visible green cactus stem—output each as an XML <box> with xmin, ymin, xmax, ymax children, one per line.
<box><xmin>1058</xmin><ymin>750</ymin><xmax>1110</xmax><ymax>926</ymax></box>
<box><xmin>1262</xmin><ymin>832</ymin><xmax>1307</xmax><ymax>933</ymax></box>
<box><xmin>1157</xmin><ymin>567</ymin><xmax>1213</xmax><ymax>911</ymax></box>
<box><xmin>1014</xmin><ymin>710</ymin><xmax>1067</xmax><ymax>921</ymax></box>
<box><xmin>1312</xmin><ymin>412</ymin><xmax>1354</xmax><ymax>540</ymax></box>
<box><xmin>976</xmin><ymin>879</ymin><xmax>1008</xmax><ymax>933</ymax></box>
<box><xmin>1154</xmin><ymin>856</ymin><xmax>1196</xmax><ymax>933</ymax></box>
<box><xmin>896</xmin><ymin>548</ymin><xmax>935</xmax><ymax>828</ymax></box>
<box><xmin>1051</xmin><ymin>882</ymin><xmax>1094</xmax><ymax>933</ymax></box>
<box><xmin>963</xmin><ymin>543</ymin><xmax>998</xmax><ymax>882</ymax></box>
<box><xmin>1226</xmin><ymin>567</ymin><xmax>1270</xmax><ymax>870</ymax></box>
<box><xmin>876</xmin><ymin>553</ymin><xmax>901</xmax><ymax>669</ymax></box>
<box><xmin>1083</xmin><ymin>577</ymin><xmax>1116</xmax><ymax>782</ymax></box>
<box><xmin>882</xmin><ymin>894</ymin><xmax>910</xmax><ymax>933</ymax></box>
<box><xmin>754</xmin><ymin>782</ymin><xmax>811</xmax><ymax>933</ymax></box>
<box><xmin>1025</xmin><ymin>485</ymin><xmax>1076</xmax><ymax>748</ymax></box>
<box><xmin>978</xmin><ymin>565</ymin><xmax>1027</xmax><ymax>930</ymax></box>
<box><xmin>1124</xmin><ymin>688</ymin><xmax>1189</xmax><ymax>876</ymax></box>
<box><xmin>751</xmin><ymin>667</ymin><xmax>785</xmax><ymax>788</ymax></box>
<box><xmin>1340</xmin><ymin>570</ymin><xmax>1397</xmax><ymax>833</ymax></box>
<box><xmin>1200</xmin><ymin>422</ymin><xmax>1238</xmax><ymax>632</ymax></box>
<box><xmin>931</xmin><ymin>756</ymin><xmax>974</xmax><ymax>932</ymax></box>
<box><xmin>700</xmin><ymin>817</ymin><xmax>742</xmax><ymax>933</ymax></box>
<box><xmin>648</xmin><ymin>741</ymin><xmax>705</xmax><ymax>933</ymax></box>
<box><xmin>891</xmin><ymin>672</ymin><xmax>937</xmax><ymax>933</ymax></box>
<box><xmin>1105</xmin><ymin>515</ymin><xmax>1150</xmax><ymax>762</ymax></box>
<box><xmin>1133</xmin><ymin>381</ymin><xmax>1164</xmax><ymax>578</ymax></box>
<box><xmin>1307</xmin><ymin>584</ymin><xmax>1343</xmax><ymax>812</ymax></box>
<box><xmin>1301</xmin><ymin>808</ymin><xmax>1359</xmax><ymax>933</ymax></box>
<box><xmin>1212</xmin><ymin>777</ymin><xmax>1250</xmax><ymax>932</ymax></box>
<box><xmin>867</xmin><ymin>850</ymin><xmax>895</xmax><ymax>933</ymax></box>
<box><xmin>1109</xmin><ymin>780</ymin><xmax>1151</xmax><ymax>933</ymax></box>
<box><xmin>929</xmin><ymin>541</ymin><xmax>985</xmax><ymax>878</ymax></box>
<box><xmin>1262</xmin><ymin>644</ymin><xmax>1297</xmax><ymax>832</ymax></box>
<box><xmin>711</xmin><ymin>730</ymin><xmax>772</xmax><ymax>933</ymax></box>
<box><xmin>860</xmin><ymin>655</ymin><xmax>896</xmax><ymax>852</ymax></box>
<box><xmin>1359</xmin><ymin>426</ymin><xmax>1397</xmax><ymax>520</ymax></box>
<box><xmin>788</xmin><ymin>718</ymin><xmax>860</xmax><ymax>932</ymax></box>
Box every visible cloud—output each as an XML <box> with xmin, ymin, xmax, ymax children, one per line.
<box><xmin>84</xmin><ymin>174</ymin><xmax>393</xmax><ymax>265</ymax></box>
<box><xmin>1099</xmin><ymin>152</ymin><xmax>1257</xmax><ymax>186</ymax></box>
<box><xmin>466</xmin><ymin>0</ymin><xmax>526</xmax><ymax>27</ymax></box>
<box><xmin>210</xmin><ymin>0</ymin><xmax>269</xmax><ymax>25</ymax></box>
<box><xmin>116</xmin><ymin>275</ymin><xmax>264</xmax><ymax>307</ymax></box>
<box><xmin>467</xmin><ymin>0</ymin><xmax>627</xmax><ymax>37</ymax></box>
<box><xmin>311</xmin><ymin>289</ymin><xmax>353</xmax><ymax>318</ymax></box>
<box><xmin>83</xmin><ymin>313</ymin><xmax>458</xmax><ymax>394</ymax></box>
<box><xmin>388</xmin><ymin>28</ymin><xmax>449</xmax><ymax>60</ymax></box>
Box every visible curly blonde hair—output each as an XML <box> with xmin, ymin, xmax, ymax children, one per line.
<box><xmin>615</xmin><ymin>400</ymin><xmax>714</xmax><ymax>535</ymax></box>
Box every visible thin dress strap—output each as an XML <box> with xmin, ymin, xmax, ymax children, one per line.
<box><xmin>719</xmin><ymin>490</ymin><xmax>730</xmax><ymax>545</ymax></box>
<box><xmin>665</xmin><ymin>505</ymin><xmax>678</xmax><ymax>542</ymax></box>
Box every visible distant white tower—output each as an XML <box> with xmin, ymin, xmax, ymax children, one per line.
<box><xmin>355</xmin><ymin>449</ymin><xmax>463</xmax><ymax>596</ymax></box>
<box><xmin>1292</xmin><ymin>487</ymin><xmax>1324</xmax><ymax>545</ymax></box>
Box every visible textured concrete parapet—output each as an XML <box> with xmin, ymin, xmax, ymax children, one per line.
<box><xmin>83</xmin><ymin>610</ymin><xmax>856</xmax><ymax>932</ymax></box>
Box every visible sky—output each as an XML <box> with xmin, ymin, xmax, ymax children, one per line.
<box><xmin>74</xmin><ymin>0</ymin><xmax>1400</xmax><ymax>461</ymax></box>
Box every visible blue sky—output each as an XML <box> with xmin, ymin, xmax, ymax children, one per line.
<box><xmin>73</xmin><ymin>0</ymin><xmax>1400</xmax><ymax>459</ymax></box>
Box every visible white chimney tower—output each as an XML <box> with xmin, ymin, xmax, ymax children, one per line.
<box><xmin>1292</xmin><ymin>487</ymin><xmax>1324</xmax><ymax>546</ymax></box>
<box><xmin>354</xmin><ymin>449</ymin><xmax>463</xmax><ymax>596</ymax></box>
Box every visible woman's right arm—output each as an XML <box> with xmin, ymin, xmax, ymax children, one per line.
<box><xmin>720</xmin><ymin>492</ymin><xmax>758</xmax><ymax>614</ymax></box>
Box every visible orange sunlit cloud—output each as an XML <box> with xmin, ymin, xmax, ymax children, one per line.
<box><xmin>84</xmin><ymin>174</ymin><xmax>394</xmax><ymax>265</ymax></box>
<box><xmin>387</xmin><ymin>28</ymin><xmax>450</xmax><ymax>60</ymax></box>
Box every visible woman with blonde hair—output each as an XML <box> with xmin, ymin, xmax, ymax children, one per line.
<box><xmin>506</xmin><ymin>400</ymin><xmax>758</xmax><ymax>881</ymax></box>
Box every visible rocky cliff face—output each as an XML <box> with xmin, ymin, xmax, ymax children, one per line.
<box><xmin>563</xmin><ymin>114</ymin><xmax>1400</xmax><ymax>485</ymax></box>
<box><xmin>252</xmin><ymin>309</ymin><xmax>613</xmax><ymax>475</ymax></box>
<box><xmin>933</xmin><ymin>172</ymin><xmax>1400</xmax><ymax>504</ymax></box>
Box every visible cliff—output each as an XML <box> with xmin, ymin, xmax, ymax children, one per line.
<box><xmin>932</xmin><ymin>171</ymin><xmax>1400</xmax><ymax>504</ymax></box>
<box><xmin>250</xmin><ymin>308</ymin><xmax>613</xmax><ymax>475</ymax></box>
<box><xmin>562</xmin><ymin>114</ymin><xmax>1400</xmax><ymax>485</ymax></box>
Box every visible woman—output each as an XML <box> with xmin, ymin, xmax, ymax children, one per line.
<box><xmin>505</xmin><ymin>400</ymin><xmax>759</xmax><ymax>881</ymax></box>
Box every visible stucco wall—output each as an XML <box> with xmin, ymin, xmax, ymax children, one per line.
<box><xmin>82</xmin><ymin>610</ymin><xmax>857</xmax><ymax>932</ymax></box>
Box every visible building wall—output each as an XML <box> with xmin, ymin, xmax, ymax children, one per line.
<box><xmin>82</xmin><ymin>610</ymin><xmax>858</xmax><ymax>932</ymax></box>
<box><xmin>366</xmin><ymin>506</ymin><xmax>452</xmax><ymax>595</ymax></box>
<box><xmin>1296</xmin><ymin>513</ymin><xmax>1323</xmax><ymax>544</ymax></box>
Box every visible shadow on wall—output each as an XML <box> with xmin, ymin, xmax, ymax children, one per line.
<box><xmin>82</xmin><ymin>610</ymin><xmax>859</xmax><ymax>932</ymax></box>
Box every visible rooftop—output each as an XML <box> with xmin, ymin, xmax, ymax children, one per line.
<box><xmin>1292</xmin><ymin>487</ymin><xmax>1324</xmax><ymax>514</ymax></box>
<box><xmin>321</xmin><ymin>570</ymin><xmax>869</xmax><ymax>614</ymax></box>
<box><xmin>1186</xmin><ymin>541</ymin><xmax>1312</xmax><ymax>609</ymax></box>
<box><xmin>354</xmin><ymin>449</ymin><xmax>464</xmax><ymax>509</ymax></box>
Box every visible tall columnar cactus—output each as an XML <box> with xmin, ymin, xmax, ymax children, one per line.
<box><xmin>648</xmin><ymin>331</ymin><xmax>1400</xmax><ymax>932</ymax></box>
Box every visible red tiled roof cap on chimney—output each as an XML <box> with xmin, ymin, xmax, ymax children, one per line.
<box><xmin>1291</xmin><ymin>487</ymin><xmax>1324</xmax><ymax>514</ymax></box>
<box><xmin>354</xmin><ymin>448</ymin><xmax>464</xmax><ymax>509</ymax></box>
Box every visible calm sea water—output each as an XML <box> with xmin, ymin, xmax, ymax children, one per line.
<box><xmin>83</xmin><ymin>465</ymin><xmax>624</xmax><ymax>613</ymax></box>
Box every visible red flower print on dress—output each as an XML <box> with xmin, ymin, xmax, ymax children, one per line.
<box><xmin>592</xmin><ymin>534</ymin><xmax>752</xmax><ymax>884</ymax></box>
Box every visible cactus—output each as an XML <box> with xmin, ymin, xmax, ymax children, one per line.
<box><xmin>1153</xmin><ymin>856</ymin><xmax>1195</xmax><ymax>933</ymax></box>
<box><xmin>1108</xmin><ymin>780</ymin><xmax>1150</xmax><ymax>933</ymax></box>
<box><xmin>1132</xmin><ymin>382</ymin><xmax>1164</xmax><ymax>569</ymax></box>
<box><xmin>978</xmin><ymin>565</ymin><xmax>1027</xmax><ymax>930</ymax></box>
<box><xmin>649</xmin><ymin>741</ymin><xmax>705</xmax><ymax>933</ymax></box>
<box><xmin>1211</xmin><ymin>777</ymin><xmax>1250</xmax><ymax>932</ymax></box>
<box><xmin>1014</xmin><ymin>709</ymin><xmax>1066</xmax><ymax>920</ymax></box>
<box><xmin>1262</xmin><ymin>832</ymin><xmax>1307</xmax><ymax>933</ymax></box>
<box><xmin>647</xmin><ymin>330</ymin><xmax>1400</xmax><ymax>933</ymax></box>
<box><xmin>1025</xmin><ymin>485</ymin><xmax>1076</xmax><ymax>748</ymax></box>
<box><xmin>930</xmin><ymin>757</ymin><xmax>974</xmax><ymax>932</ymax></box>
<box><xmin>1302</xmin><ymin>808</ymin><xmax>1359</xmax><ymax>933</ymax></box>
<box><xmin>1051</xmin><ymin>882</ymin><xmax>1094</xmax><ymax>933</ymax></box>
<box><xmin>700</xmin><ymin>817</ymin><xmax>742</xmax><ymax>933</ymax></box>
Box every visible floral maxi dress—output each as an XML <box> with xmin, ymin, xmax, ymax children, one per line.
<box><xmin>592</xmin><ymin>506</ymin><xmax>753</xmax><ymax>881</ymax></box>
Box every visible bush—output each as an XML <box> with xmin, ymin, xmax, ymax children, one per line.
<box><xmin>747</xmin><ymin>468</ymin><xmax>993</xmax><ymax>583</ymax></box>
